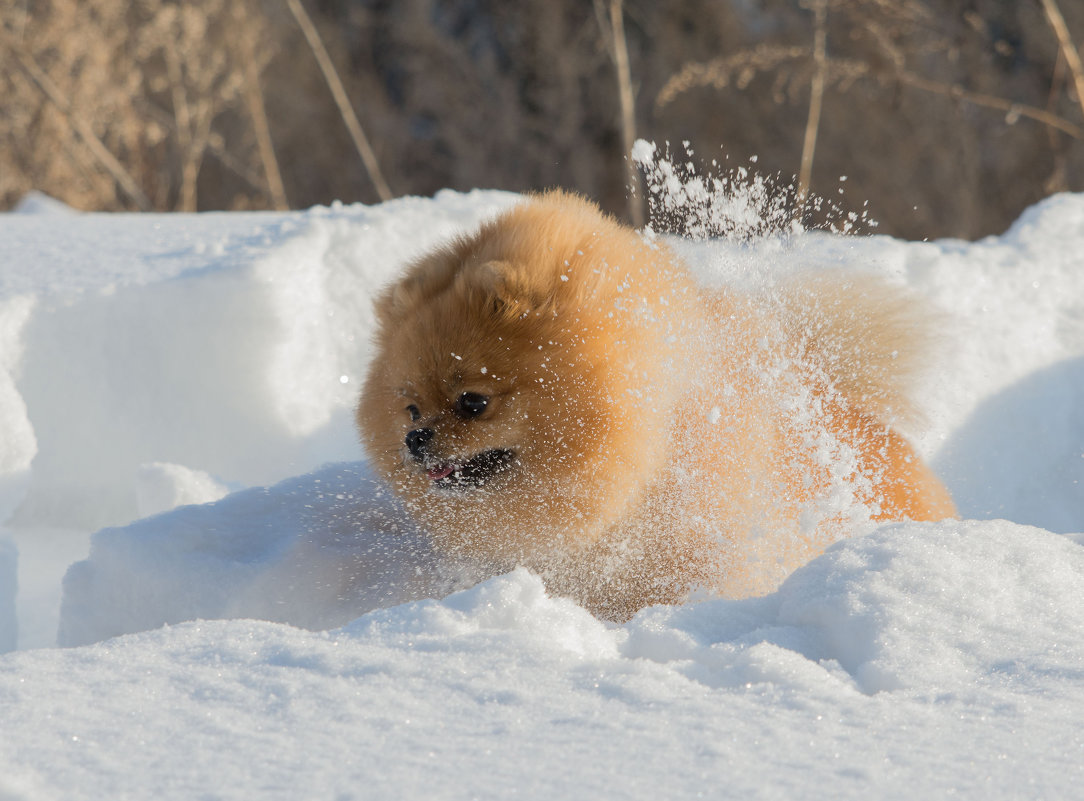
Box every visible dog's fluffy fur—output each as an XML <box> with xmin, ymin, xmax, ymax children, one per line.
<box><xmin>358</xmin><ymin>191</ymin><xmax>955</xmax><ymax>621</ymax></box>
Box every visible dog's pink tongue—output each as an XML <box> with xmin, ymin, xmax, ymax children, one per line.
<box><xmin>427</xmin><ymin>464</ymin><xmax>456</xmax><ymax>481</ymax></box>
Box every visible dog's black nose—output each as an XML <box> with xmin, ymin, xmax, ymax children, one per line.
<box><xmin>405</xmin><ymin>428</ymin><xmax>434</xmax><ymax>459</ymax></box>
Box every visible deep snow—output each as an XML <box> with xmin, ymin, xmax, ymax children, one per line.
<box><xmin>0</xmin><ymin>185</ymin><xmax>1082</xmax><ymax>799</ymax></box>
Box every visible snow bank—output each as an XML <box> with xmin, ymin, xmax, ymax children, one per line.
<box><xmin>772</xmin><ymin>521</ymin><xmax>1084</xmax><ymax>692</ymax></box>
<box><xmin>35</xmin><ymin>190</ymin><xmax>1084</xmax><ymax>649</ymax></box>
<box><xmin>6</xmin><ymin>521</ymin><xmax>1084</xmax><ymax>800</ymax></box>
<box><xmin>58</xmin><ymin>462</ymin><xmax>478</xmax><ymax>647</ymax></box>
<box><xmin>2</xmin><ymin>187</ymin><xmax>1084</xmax><ymax>798</ymax></box>
<box><xmin>134</xmin><ymin>461</ymin><xmax>232</xmax><ymax>519</ymax></box>
<box><xmin>935</xmin><ymin>356</ymin><xmax>1084</xmax><ymax>532</ymax></box>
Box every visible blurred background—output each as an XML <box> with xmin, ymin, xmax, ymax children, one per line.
<box><xmin>1</xmin><ymin>0</ymin><xmax>1082</xmax><ymax>239</ymax></box>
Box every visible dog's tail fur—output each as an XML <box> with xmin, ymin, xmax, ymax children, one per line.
<box><xmin>777</xmin><ymin>271</ymin><xmax>939</xmax><ymax>430</ymax></box>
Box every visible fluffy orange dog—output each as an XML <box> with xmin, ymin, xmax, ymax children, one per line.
<box><xmin>358</xmin><ymin>191</ymin><xmax>955</xmax><ymax>621</ymax></box>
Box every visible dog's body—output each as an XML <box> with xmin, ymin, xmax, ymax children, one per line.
<box><xmin>358</xmin><ymin>191</ymin><xmax>955</xmax><ymax>620</ymax></box>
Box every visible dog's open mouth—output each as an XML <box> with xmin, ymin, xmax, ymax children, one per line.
<box><xmin>424</xmin><ymin>449</ymin><xmax>517</xmax><ymax>489</ymax></box>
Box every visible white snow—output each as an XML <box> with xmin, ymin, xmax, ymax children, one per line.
<box><xmin>0</xmin><ymin>186</ymin><xmax>1082</xmax><ymax>798</ymax></box>
<box><xmin>134</xmin><ymin>461</ymin><xmax>232</xmax><ymax>519</ymax></box>
<box><xmin>0</xmin><ymin>537</ymin><xmax>15</xmax><ymax>653</ymax></box>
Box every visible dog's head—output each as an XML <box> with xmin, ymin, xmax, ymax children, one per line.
<box><xmin>358</xmin><ymin>192</ymin><xmax>697</xmax><ymax>565</ymax></box>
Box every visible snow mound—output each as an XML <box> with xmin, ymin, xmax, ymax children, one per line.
<box><xmin>134</xmin><ymin>461</ymin><xmax>232</xmax><ymax>519</ymax></box>
<box><xmin>776</xmin><ymin>521</ymin><xmax>1084</xmax><ymax>692</ymax></box>
<box><xmin>3</xmin><ymin>186</ymin><xmax>1084</xmax><ymax>798</ymax></box>
<box><xmin>8</xmin><ymin>521</ymin><xmax>1084</xmax><ymax>799</ymax></box>
<box><xmin>624</xmin><ymin>520</ymin><xmax>1084</xmax><ymax>695</ymax></box>
<box><xmin>12</xmin><ymin>190</ymin><xmax>78</xmax><ymax>216</ymax></box>
<box><xmin>59</xmin><ymin>462</ymin><xmax>479</xmax><ymax>647</ymax></box>
<box><xmin>344</xmin><ymin>567</ymin><xmax>619</xmax><ymax>662</ymax></box>
<box><xmin>61</xmin><ymin>473</ymin><xmax>1084</xmax><ymax>699</ymax></box>
<box><xmin>47</xmin><ymin>190</ymin><xmax>1084</xmax><ymax>651</ymax></box>
<box><xmin>935</xmin><ymin>357</ymin><xmax>1084</xmax><ymax>532</ymax></box>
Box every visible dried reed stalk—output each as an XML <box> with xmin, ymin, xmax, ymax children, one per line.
<box><xmin>285</xmin><ymin>0</ymin><xmax>392</xmax><ymax>202</ymax></box>
<box><xmin>797</xmin><ymin>0</ymin><xmax>828</xmax><ymax>207</ymax></box>
<box><xmin>241</xmin><ymin>57</ymin><xmax>290</xmax><ymax>210</ymax></box>
<box><xmin>595</xmin><ymin>0</ymin><xmax>644</xmax><ymax>227</ymax></box>
<box><xmin>164</xmin><ymin>43</ymin><xmax>200</xmax><ymax>211</ymax></box>
<box><xmin>1038</xmin><ymin>0</ymin><xmax>1084</xmax><ymax>123</ymax></box>
<box><xmin>234</xmin><ymin>3</ymin><xmax>289</xmax><ymax>209</ymax></box>
<box><xmin>656</xmin><ymin>45</ymin><xmax>809</xmax><ymax>110</ymax></box>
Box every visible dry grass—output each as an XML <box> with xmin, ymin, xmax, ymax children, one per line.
<box><xmin>0</xmin><ymin>23</ymin><xmax>152</xmax><ymax>210</ymax></box>
<box><xmin>657</xmin><ymin>0</ymin><xmax>1083</xmax><ymax>209</ymax></box>
<box><xmin>0</xmin><ymin>0</ymin><xmax>289</xmax><ymax>210</ymax></box>
<box><xmin>0</xmin><ymin>0</ymin><xmax>1080</xmax><ymax>239</ymax></box>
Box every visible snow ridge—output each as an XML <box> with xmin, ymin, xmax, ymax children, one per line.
<box><xmin>0</xmin><ymin>188</ymin><xmax>1082</xmax><ymax>799</ymax></box>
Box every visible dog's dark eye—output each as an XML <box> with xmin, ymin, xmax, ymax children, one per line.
<box><xmin>406</xmin><ymin>404</ymin><xmax>421</xmax><ymax>422</ymax></box>
<box><xmin>456</xmin><ymin>392</ymin><xmax>488</xmax><ymax>418</ymax></box>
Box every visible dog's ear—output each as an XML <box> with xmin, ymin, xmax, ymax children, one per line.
<box><xmin>465</xmin><ymin>260</ymin><xmax>552</xmax><ymax>317</ymax></box>
<box><xmin>373</xmin><ymin>282</ymin><xmax>412</xmax><ymax>328</ymax></box>
<box><xmin>468</xmin><ymin>259</ymin><xmax>515</xmax><ymax>303</ymax></box>
<box><xmin>374</xmin><ymin>249</ymin><xmax>461</xmax><ymax>328</ymax></box>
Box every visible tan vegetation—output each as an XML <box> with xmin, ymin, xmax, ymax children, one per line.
<box><xmin>1</xmin><ymin>0</ymin><xmax>1082</xmax><ymax>240</ymax></box>
<box><xmin>2</xmin><ymin>0</ymin><xmax>281</xmax><ymax>211</ymax></box>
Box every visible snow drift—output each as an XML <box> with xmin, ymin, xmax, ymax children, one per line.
<box><xmin>4</xmin><ymin>522</ymin><xmax>1084</xmax><ymax>800</ymax></box>
<box><xmin>0</xmin><ymin>187</ymin><xmax>1082</xmax><ymax>799</ymax></box>
<box><xmin>45</xmin><ymin>190</ymin><xmax>1084</xmax><ymax>648</ymax></box>
<box><xmin>58</xmin><ymin>462</ymin><xmax>477</xmax><ymax>647</ymax></box>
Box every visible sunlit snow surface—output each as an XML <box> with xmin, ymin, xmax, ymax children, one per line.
<box><xmin>0</xmin><ymin>189</ymin><xmax>1082</xmax><ymax>799</ymax></box>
